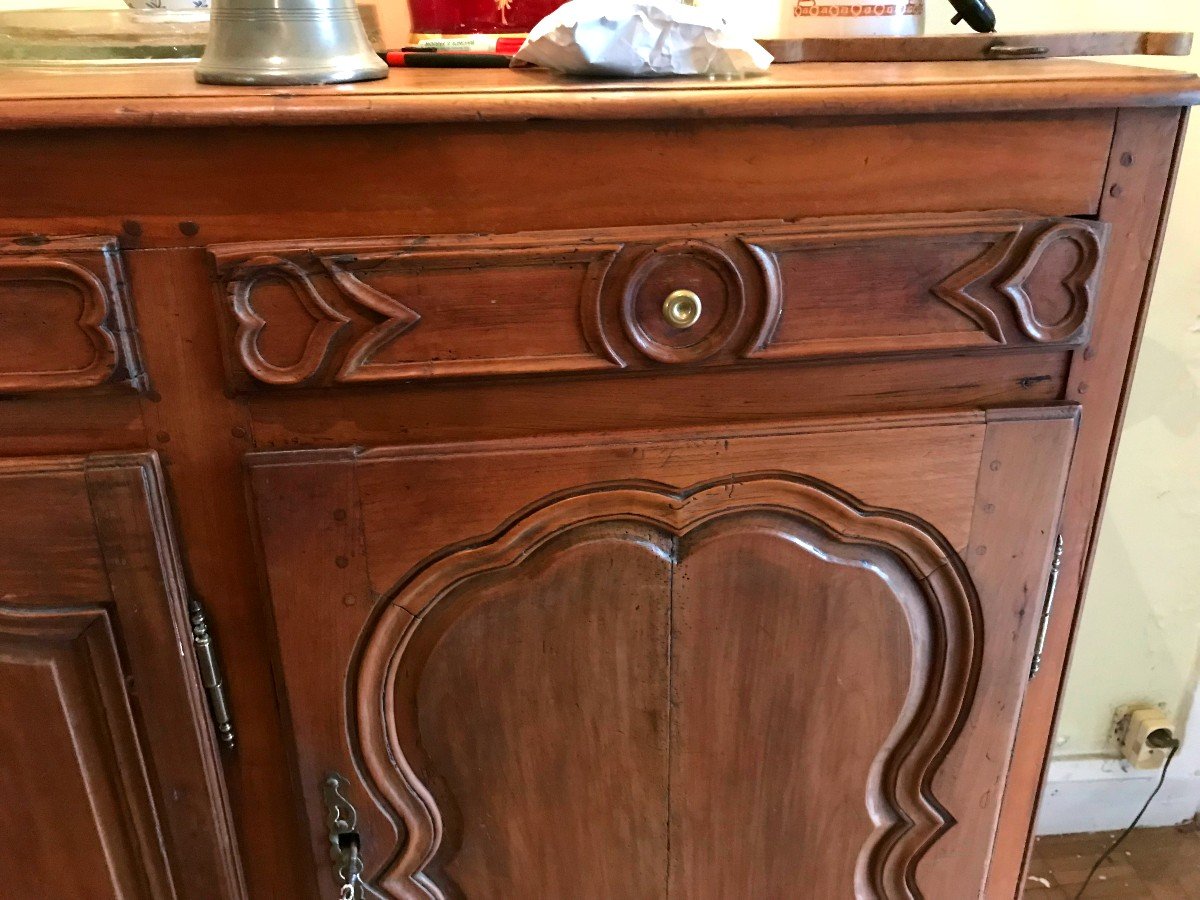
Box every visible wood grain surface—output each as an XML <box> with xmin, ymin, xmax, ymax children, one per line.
<box><xmin>0</xmin><ymin>60</ymin><xmax>1192</xmax><ymax>129</ymax></box>
<box><xmin>920</xmin><ymin>407</ymin><xmax>1078</xmax><ymax>896</ymax></box>
<box><xmin>760</xmin><ymin>31</ymin><xmax>1194</xmax><ymax>64</ymax></box>
<box><xmin>247</xmin><ymin>410</ymin><xmax>1077</xmax><ymax>898</ymax></box>
<box><xmin>0</xmin><ymin>61</ymin><xmax>1191</xmax><ymax>899</ymax></box>
<box><xmin>0</xmin><ymin>454</ymin><xmax>245</xmax><ymax>900</ymax></box>
<box><xmin>0</xmin><ymin>113</ymin><xmax>1115</xmax><ymax>249</ymax></box>
<box><xmin>206</xmin><ymin>213</ymin><xmax>1107</xmax><ymax>390</ymax></box>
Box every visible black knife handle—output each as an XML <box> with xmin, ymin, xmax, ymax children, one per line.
<box><xmin>948</xmin><ymin>0</ymin><xmax>997</xmax><ymax>34</ymax></box>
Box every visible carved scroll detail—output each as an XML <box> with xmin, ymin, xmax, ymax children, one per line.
<box><xmin>214</xmin><ymin>240</ymin><xmax>624</xmax><ymax>388</ymax></box>
<box><xmin>0</xmin><ymin>236</ymin><xmax>144</xmax><ymax>393</ymax></box>
<box><xmin>929</xmin><ymin>236</ymin><xmax>1016</xmax><ymax>343</ymax></box>
<box><xmin>324</xmin><ymin>259</ymin><xmax>423</xmax><ymax>383</ymax></box>
<box><xmin>934</xmin><ymin>218</ymin><xmax>1107</xmax><ymax>346</ymax></box>
<box><xmin>353</xmin><ymin>476</ymin><xmax>978</xmax><ymax>899</ymax></box>
<box><xmin>741</xmin><ymin>238</ymin><xmax>786</xmax><ymax>355</ymax></box>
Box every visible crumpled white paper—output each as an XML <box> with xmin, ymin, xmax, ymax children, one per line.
<box><xmin>514</xmin><ymin>0</ymin><xmax>773</xmax><ymax>78</ymax></box>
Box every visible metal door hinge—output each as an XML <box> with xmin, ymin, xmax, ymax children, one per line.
<box><xmin>189</xmin><ymin>596</ymin><xmax>236</xmax><ymax>750</ymax></box>
<box><xmin>1029</xmin><ymin>534</ymin><xmax>1064</xmax><ymax>680</ymax></box>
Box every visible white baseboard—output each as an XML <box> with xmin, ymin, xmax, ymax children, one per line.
<box><xmin>1036</xmin><ymin>755</ymin><xmax>1200</xmax><ymax>835</ymax></box>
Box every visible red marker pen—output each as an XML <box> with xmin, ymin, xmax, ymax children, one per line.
<box><xmin>381</xmin><ymin>50</ymin><xmax>513</xmax><ymax>68</ymax></box>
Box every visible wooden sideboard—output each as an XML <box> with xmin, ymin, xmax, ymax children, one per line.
<box><xmin>0</xmin><ymin>60</ymin><xmax>1195</xmax><ymax>899</ymax></box>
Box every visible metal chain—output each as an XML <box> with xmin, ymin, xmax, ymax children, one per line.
<box><xmin>335</xmin><ymin>841</ymin><xmax>364</xmax><ymax>899</ymax></box>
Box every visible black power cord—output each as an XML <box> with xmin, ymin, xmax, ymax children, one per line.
<box><xmin>1072</xmin><ymin>731</ymin><xmax>1181</xmax><ymax>899</ymax></box>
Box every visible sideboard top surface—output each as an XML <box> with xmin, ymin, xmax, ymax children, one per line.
<box><xmin>0</xmin><ymin>58</ymin><xmax>1195</xmax><ymax>130</ymax></box>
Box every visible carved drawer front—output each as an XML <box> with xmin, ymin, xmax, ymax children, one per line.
<box><xmin>0</xmin><ymin>235</ymin><xmax>145</xmax><ymax>394</ymax></box>
<box><xmin>248</xmin><ymin>408</ymin><xmax>1077</xmax><ymax>899</ymax></box>
<box><xmin>211</xmin><ymin>212</ymin><xmax>1108</xmax><ymax>390</ymax></box>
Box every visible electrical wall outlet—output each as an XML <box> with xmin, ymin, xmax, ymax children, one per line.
<box><xmin>1113</xmin><ymin>704</ymin><xmax>1176</xmax><ymax>770</ymax></box>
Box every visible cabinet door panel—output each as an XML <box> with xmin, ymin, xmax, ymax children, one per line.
<box><xmin>0</xmin><ymin>468</ymin><xmax>110</xmax><ymax>603</ymax></box>
<box><xmin>353</xmin><ymin>416</ymin><xmax>987</xmax><ymax>606</ymax></box>
<box><xmin>409</xmin><ymin>523</ymin><xmax>671</xmax><ymax>898</ymax></box>
<box><xmin>0</xmin><ymin>454</ymin><xmax>245</xmax><ymax>900</ymax></box>
<box><xmin>247</xmin><ymin>409</ymin><xmax>1074</xmax><ymax>899</ymax></box>
<box><xmin>0</xmin><ymin>606</ymin><xmax>169</xmax><ymax>900</ymax></box>
<box><xmin>670</xmin><ymin>515</ymin><xmax>915</xmax><ymax>897</ymax></box>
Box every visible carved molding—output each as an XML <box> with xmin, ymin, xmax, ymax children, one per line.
<box><xmin>0</xmin><ymin>236</ymin><xmax>145</xmax><ymax>394</ymax></box>
<box><xmin>0</xmin><ymin>452</ymin><xmax>247</xmax><ymax>897</ymax></box>
<box><xmin>324</xmin><ymin>258</ymin><xmax>423</xmax><ymax>383</ymax></box>
<box><xmin>213</xmin><ymin>213</ymin><xmax>1106</xmax><ymax>390</ymax></box>
<box><xmin>742</xmin><ymin>214</ymin><xmax>1109</xmax><ymax>362</ymax></box>
<box><xmin>0</xmin><ymin>603</ymin><xmax>175</xmax><ymax>896</ymax></box>
<box><xmin>579</xmin><ymin>233</ymin><xmax>775</xmax><ymax>370</ymax></box>
<box><xmin>933</xmin><ymin>218</ymin><xmax>1107</xmax><ymax>346</ymax></box>
<box><xmin>618</xmin><ymin>239</ymin><xmax>748</xmax><ymax>365</ymax></box>
<box><xmin>329</xmin><ymin>246</ymin><xmax>624</xmax><ymax>383</ymax></box>
<box><xmin>741</xmin><ymin>238</ymin><xmax>786</xmax><ymax>355</ymax></box>
<box><xmin>997</xmin><ymin>221</ymin><xmax>1104</xmax><ymax>343</ymax></box>
<box><xmin>214</xmin><ymin>241</ymin><xmax>623</xmax><ymax>388</ymax></box>
<box><xmin>228</xmin><ymin>255</ymin><xmax>352</xmax><ymax>386</ymax></box>
<box><xmin>352</xmin><ymin>475</ymin><xmax>979</xmax><ymax>899</ymax></box>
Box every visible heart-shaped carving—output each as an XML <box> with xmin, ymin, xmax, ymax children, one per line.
<box><xmin>229</xmin><ymin>255</ymin><xmax>351</xmax><ymax>385</ymax></box>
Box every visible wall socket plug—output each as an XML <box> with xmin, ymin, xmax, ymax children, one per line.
<box><xmin>1113</xmin><ymin>704</ymin><xmax>1176</xmax><ymax>770</ymax></box>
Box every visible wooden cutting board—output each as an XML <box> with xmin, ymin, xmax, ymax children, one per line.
<box><xmin>760</xmin><ymin>31</ymin><xmax>1194</xmax><ymax>64</ymax></box>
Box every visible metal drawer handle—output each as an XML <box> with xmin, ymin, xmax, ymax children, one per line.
<box><xmin>663</xmin><ymin>289</ymin><xmax>702</xmax><ymax>329</ymax></box>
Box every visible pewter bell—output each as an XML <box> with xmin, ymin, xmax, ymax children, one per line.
<box><xmin>196</xmin><ymin>0</ymin><xmax>387</xmax><ymax>86</ymax></box>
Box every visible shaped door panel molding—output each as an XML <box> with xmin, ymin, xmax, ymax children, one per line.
<box><xmin>356</xmin><ymin>478</ymin><xmax>977</xmax><ymax>899</ymax></box>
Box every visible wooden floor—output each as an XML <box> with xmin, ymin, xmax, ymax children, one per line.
<box><xmin>1026</xmin><ymin>824</ymin><xmax>1200</xmax><ymax>898</ymax></box>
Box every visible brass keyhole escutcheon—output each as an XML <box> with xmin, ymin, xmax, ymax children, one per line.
<box><xmin>663</xmin><ymin>289</ymin><xmax>702</xmax><ymax>329</ymax></box>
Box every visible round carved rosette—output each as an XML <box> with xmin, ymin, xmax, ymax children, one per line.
<box><xmin>590</xmin><ymin>238</ymin><xmax>775</xmax><ymax>367</ymax></box>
